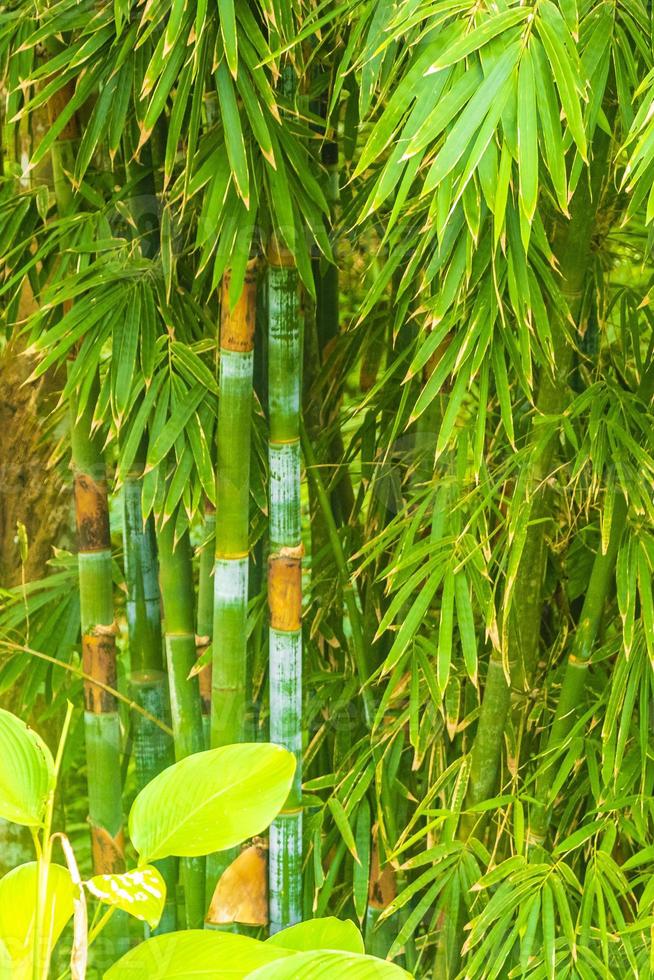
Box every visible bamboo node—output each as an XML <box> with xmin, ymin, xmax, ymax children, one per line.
<box><xmin>90</xmin><ymin>620</ymin><xmax>119</xmax><ymax>637</ymax></box>
<box><xmin>277</xmin><ymin>544</ymin><xmax>305</xmax><ymax>560</ymax></box>
<box><xmin>268</xmin><ymin>555</ymin><xmax>302</xmax><ymax>631</ymax></box>
<box><xmin>89</xmin><ymin>821</ymin><xmax>125</xmax><ymax>875</ymax></box>
<box><xmin>220</xmin><ymin>265</ymin><xmax>257</xmax><ymax>352</ymax></box>
<box><xmin>266</xmin><ymin>233</ymin><xmax>296</xmax><ymax>268</ymax></box>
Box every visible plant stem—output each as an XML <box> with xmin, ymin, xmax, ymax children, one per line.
<box><xmin>33</xmin><ymin>702</ymin><xmax>73</xmax><ymax>980</ymax></box>
<box><xmin>530</xmin><ymin>365</ymin><xmax>654</xmax><ymax>842</ymax></box>
<box><xmin>267</xmin><ymin>237</ymin><xmax>303</xmax><ymax>932</ymax></box>
<box><xmin>123</xmin><ymin>439</ymin><xmax>177</xmax><ymax>932</ymax></box>
<box><xmin>156</xmin><ymin>515</ymin><xmax>205</xmax><ymax>928</ymax></box>
<box><xmin>196</xmin><ymin>499</ymin><xmax>215</xmax><ymax>747</ymax></box>
<box><xmin>205</xmin><ymin>263</ymin><xmax>257</xmax><ymax>908</ymax></box>
<box><xmin>461</xmin><ymin>127</ymin><xmax>613</xmax><ymax>833</ymax></box>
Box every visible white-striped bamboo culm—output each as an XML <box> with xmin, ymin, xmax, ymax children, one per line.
<box><xmin>267</xmin><ymin>237</ymin><xmax>303</xmax><ymax>932</ymax></box>
<box><xmin>70</xmin><ymin>372</ymin><xmax>127</xmax><ymax>962</ymax></box>
<box><xmin>206</xmin><ymin>262</ymin><xmax>257</xmax><ymax>911</ymax></box>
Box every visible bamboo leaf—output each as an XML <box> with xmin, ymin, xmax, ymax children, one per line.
<box><xmin>218</xmin><ymin>0</ymin><xmax>238</xmax><ymax>77</ymax></box>
<box><xmin>216</xmin><ymin>59</ymin><xmax>250</xmax><ymax>206</ymax></box>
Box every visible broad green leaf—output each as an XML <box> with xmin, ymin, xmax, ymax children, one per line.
<box><xmin>129</xmin><ymin>743</ymin><xmax>295</xmax><ymax>861</ymax></box>
<box><xmin>0</xmin><ymin>863</ymin><xmax>75</xmax><ymax>979</ymax></box>
<box><xmin>248</xmin><ymin>950</ymin><xmax>412</xmax><ymax>979</ymax></box>
<box><xmin>267</xmin><ymin>917</ymin><xmax>364</xmax><ymax>955</ymax></box>
<box><xmin>0</xmin><ymin>709</ymin><xmax>54</xmax><ymax>826</ymax></box>
<box><xmin>106</xmin><ymin>931</ymin><xmax>291</xmax><ymax>979</ymax></box>
<box><xmin>85</xmin><ymin>865</ymin><xmax>165</xmax><ymax>928</ymax></box>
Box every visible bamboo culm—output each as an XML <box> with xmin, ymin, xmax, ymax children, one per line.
<box><xmin>157</xmin><ymin>516</ymin><xmax>205</xmax><ymax>928</ymax></box>
<box><xmin>123</xmin><ymin>440</ymin><xmax>177</xmax><ymax>933</ymax></box>
<box><xmin>267</xmin><ymin>238</ymin><xmax>303</xmax><ymax>932</ymax></box>
<box><xmin>461</xmin><ymin>125</ymin><xmax>613</xmax><ymax>835</ymax></box>
<box><xmin>197</xmin><ymin>499</ymin><xmax>215</xmax><ymax>747</ymax></box>
<box><xmin>70</xmin><ymin>372</ymin><xmax>127</xmax><ymax>963</ymax></box>
<box><xmin>205</xmin><ymin>264</ymin><xmax>258</xmax><ymax>908</ymax></box>
<box><xmin>529</xmin><ymin>364</ymin><xmax>654</xmax><ymax>843</ymax></box>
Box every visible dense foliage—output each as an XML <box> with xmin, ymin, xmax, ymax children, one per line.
<box><xmin>2</xmin><ymin>0</ymin><xmax>654</xmax><ymax>976</ymax></box>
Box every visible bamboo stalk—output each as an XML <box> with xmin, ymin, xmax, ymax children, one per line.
<box><xmin>211</xmin><ymin>263</ymin><xmax>257</xmax><ymax>749</ymax></box>
<box><xmin>205</xmin><ymin>264</ymin><xmax>258</xmax><ymax>908</ymax></box>
<box><xmin>196</xmin><ymin>499</ymin><xmax>215</xmax><ymax>747</ymax></box>
<box><xmin>70</xmin><ymin>373</ymin><xmax>127</xmax><ymax>964</ymax></box>
<box><xmin>530</xmin><ymin>365</ymin><xmax>654</xmax><ymax>843</ymax></box>
<box><xmin>123</xmin><ymin>440</ymin><xmax>177</xmax><ymax>933</ymax></box>
<box><xmin>156</xmin><ymin>515</ymin><xmax>205</xmax><ymax>928</ymax></box>
<box><xmin>267</xmin><ymin>237</ymin><xmax>303</xmax><ymax>932</ymax></box>
<box><xmin>461</xmin><ymin>128</ymin><xmax>613</xmax><ymax>834</ymax></box>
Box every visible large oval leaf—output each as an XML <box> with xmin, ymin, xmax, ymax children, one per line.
<box><xmin>267</xmin><ymin>917</ymin><xmax>365</xmax><ymax>955</ymax></box>
<box><xmin>105</xmin><ymin>930</ymin><xmax>291</xmax><ymax>979</ymax></box>
<box><xmin>247</xmin><ymin>951</ymin><xmax>412</xmax><ymax>979</ymax></box>
<box><xmin>0</xmin><ymin>862</ymin><xmax>75</xmax><ymax>979</ymax></box>
<box><xmin>0</xmin><ymin>710</ymin><xmax>54</xmax><ymax>826</ymax></box>
<box><xmin>85</xmin><ymin>865</ymin><xmax>165</xmax><ymax>928</ymax></box>
<box><xmin>129</xmin><ymin>743</ymin><xmax>295</xmax><ymax>861</ymax></box>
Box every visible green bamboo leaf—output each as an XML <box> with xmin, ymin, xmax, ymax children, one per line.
<box><xmin>519</xmin><ymin>893</ymin><xmax>541</xmax><ymax>972</ymax></box>
<box><xmin>454</xmin><ymin>571</ymin><xmax>477</xmax><ymax>686</ymax></box>
<box><xmin>438</xmin><ymin>569</ymin><xmax>455</xmax><ymax>693</ymax></box>
<box><xmin>353</xmin><ymin>800</ymin><xmax>371</xmax><ymax>923</ymax></box>
<box><xmin>129</xmin><ymin>743</ymin><xmax>295</xmax><ymax>861</ymax></box>
<box><xmin>236</xmin><ymin>67</ymin><xmax>275</xmax><ymax>167</ymax></box>
<box><xmin>423</xmin><ymin>42</ymin><xmax>521</xmax><ymax>194</ymax></box>
<box><xmin>517</xmin><ymin>46</ymin><xmax>538</xmax><ymax>229</ymax></box>
<box><xmin>218</xmin><ymin>0</ymin><xmax>238</xmax><ymax>77</ymax></box>
<box><xmin>146</xmin><ymin>383</ymin><xmax>205</xmax><ymax>469</ymax></box>
<box><xmin>0</xmin><ymin>710</ymin><xmax>54</xmax><ymax>827</ymax></box>
<box><xmin>86</xmin><ymin>865</ymin><xmax>165</xmax><ymax>929</ymax></box>
<box><xmin>537</xmin><ymin>9</ymin><xmax>587</xmax><ymax>160</ymax></box>
<box><xmin>532</xmin><ymin>38</ymin><xmax>568</xmax><ymax>212</ymax></box>
<box><xmin>328</xmin><ymin>797</ymin><xmax>359</xmax><ymax>864</ymax></box>
<box><xmin>216</xmin><ymin>59</ymin><xmax>250</xmax><ymax>207</ymax></box>
<box><xmin>541</xmin><ymin>882</ymin><xmax>556</xmax><ymax>980</ymax></box>
<box><xmin>426</xmin><ymin>9</ymin><xmax>530</xmax><ymax>72</ymax></box>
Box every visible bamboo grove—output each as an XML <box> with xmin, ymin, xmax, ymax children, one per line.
<box><xmin>3</xmin><ymin>0</ymin><xmax>654</xmax><ymax>976</ymax></box>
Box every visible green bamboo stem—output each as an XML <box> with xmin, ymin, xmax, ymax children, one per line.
<box><xmin>205</xmin><ymin>264</ymin><xmax>258</xmax><ymax>910</ymax></box>
<box><xmin>268</xmin><ymin>237</ymin><xmax>303</xmax><ymax>932</ymax></box>
<box><xmin>123</xmin><ymin>440</ymin><xmax>177</xmax><ymax>933</ymax></box>
<box><xmin>461</xmin><ymin>129</ymin><xmax>613</xmax><ymax>836</ymax></box>
<box><xmin>157</xmin><ymin>515</ymin><xmax>205</xmax><ymax>928</ymax></box>
<box><xmin>70</xmin><ymin>372</ymin><xmax>127</xmax><ymax>964</ymax></box>
<box><xmin>211</xmin><ymin>264</ymin><xmax>257</xmax><ymax>749</ymax></box>
<box><xmin>530</xmin><ymin>365</ymin><xmax>654</xmax><ymax>843</ymax></box>
<box><xmin>197</xmin><ymin>499</ymin><xmax>215</xmax><ymax>747</ymax></box>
